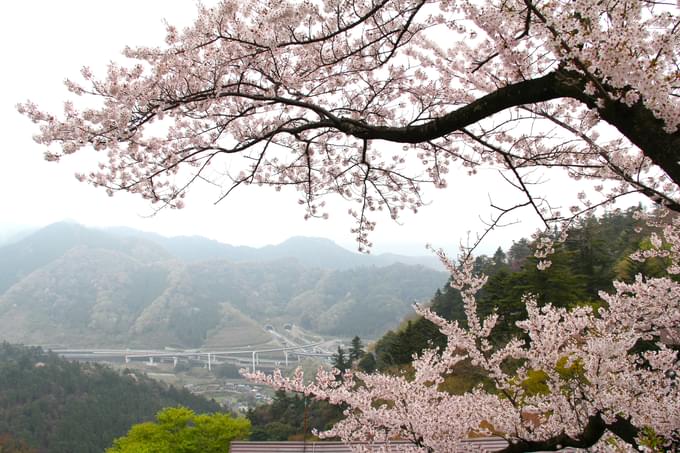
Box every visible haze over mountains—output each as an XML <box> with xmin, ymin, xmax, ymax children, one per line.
<box><xmin>0</xmin><ymin>223</ymin><xmax>34</xmax><ymax>246</ymax></box>
<box><xmin>104</xmin><ymin>226</ymin><xmax>444</xmax><ymax>270</ymax></box>
<box><xmin>0</xmin><ymin>222</ymin><xmax>447</xmax><ymax>348</ymax></box>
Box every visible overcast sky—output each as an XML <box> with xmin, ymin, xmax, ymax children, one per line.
<box><xmin>0</xmin><ymin>1</ymin><xmax>636</xmax><ymax>255</ymax></box>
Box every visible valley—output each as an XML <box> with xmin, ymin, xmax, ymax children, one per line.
<box><xmin>0</xmin><ymin>222</ymin><xmax>445</xmax><ymax>413</ymax></box>
<box><xmin>49</xmin><ymin>322</ymin><xmax>341</xmax><ymax>413</ymax></box>
<box><xmin>0</xmin><ymin>222</ymin><xmax>446</xmax><ymax>349</ymax></box>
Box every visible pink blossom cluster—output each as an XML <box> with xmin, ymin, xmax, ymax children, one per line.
<box><xmin>247</xmin><ymin>222</ymin><xmax>680</xmax><ymax>451</ymax></box>
<box><xmin>17</xmin><ymin>0</ymin><xmax>680</xmax><ymax>449</ymax></box>
<box><xmin>18</xmin><ymin>0</ymin><xmax>680</xmax><ymax>244</ymax></box>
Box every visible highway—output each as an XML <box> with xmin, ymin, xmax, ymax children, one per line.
<box><xmin>49</xmin><ymin>324</ymin><xmax>343</xmax><ymax>373</ymax></box>
<box><xmin>52</xmin><ymin>341</ymin><xmax>333</xmax><ymax>371</ymax></box>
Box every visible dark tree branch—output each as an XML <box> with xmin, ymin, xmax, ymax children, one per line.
<box><xmin>134</xmin><ymin>68</ymin><xmax>680</xmax><ymax>201</ymax></box>
<box><xmin>331</xmin><ymin>68</ymin><xmax>680</xmax><ymax>195</ymax></box>
<box><xmin>498</xmin><ymin>414</ymin><xmax>640</xmax><ymax>453</ymax></box>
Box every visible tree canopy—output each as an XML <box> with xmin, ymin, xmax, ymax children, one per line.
<box><xmin>19</xmin><ymin>0</ymin><xmax>679</xmax><ymax>247</ymax></box>
<box><xmin>331</xmin><ymin>346</ymin><xmax>350</xmax><ymax>374</ymax></box>
<box><xmin>247</xmin><ymin>390</ymin><xmax>344</xmax><ymax>441</ymax></box>
<box><xmin>0</xmin><ymin>343</ymin><xmax>221</xmax><ymax>453</ymax></box>
<box><xmin>106</xmin><ymin>407</ymin><xmax>250</xmax><ymax>453</ymax></box>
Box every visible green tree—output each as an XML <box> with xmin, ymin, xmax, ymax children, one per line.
<box><xmin>0</xmin><ymin>343</ymin><xmax>221</xmax><ymax>453</ymax></box>
<box><xmin>250</xmin><ymin>421</ymin><xmax>295</xmax><ymax>441</ymax></box>
<box><xmin>247</xmin><ymin>390</ymin><xmax>343</xmax><ymax>441</ymax></box>
<box><xmin>0</xmin><ymin>434</ymin><xmax>37</xmax><ymax>453</ymax></box>
<box><xmin>348</xmin><ymin>336</ymin><xmax>365</xmax><ymax>362</ymax></box>
<box><xmin>492</xmin><ymin>247</ymin><xmax>507</xmax><ymax>267</ymax></box>
<box><xmin>106</xmin><ymin>407</ymin><xmax>250</xmax><ymax>453</ymax></box>
<box><xmin>331</xmin><ymin>347</ymin><xmax>349</xmax><ymax>374</ymax></box>
<box><xmin>507</xmin><ymin>238</ymin><xmax>532</xmax><ymax>272</ymax></box>
<box><xmin>357</xmin><ymin>353</ymin><xmax>377</xmax><ymax>373</ymax></box>
<box><xmin>374</xmin><ymin>319</ymin><xmax>445</xmax><ymax>371</ymax></box>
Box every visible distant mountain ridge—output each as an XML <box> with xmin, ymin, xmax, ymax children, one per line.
<box><xmin>0</xmin><ymin>223</ymin><xmax>35</xmax><ymax>247</ymax></box>
<box><xmin>0</xmin><ymin>222</ymin><xmax>171</xmax><ymax>295</ymax></box>
<box><xmin>0</xmin><ymin>222</ymin><xmax>447</xmax><ymax>348</ymax></box>
<box><xmin>105</xmin><ymin>226</ymin><xmax>443</xmax><ymax>270</ymax></box>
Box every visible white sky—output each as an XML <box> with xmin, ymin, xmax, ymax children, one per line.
<box><xmin>0</xmin><ymin>1</ymin><xmax>637</xmax><ymax>255</ymax></box>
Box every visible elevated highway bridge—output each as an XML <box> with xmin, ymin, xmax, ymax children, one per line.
<box><xmin>53</xmin><ymin>342</ymin><xmax>333</xmax><ymax>371</ymax></box>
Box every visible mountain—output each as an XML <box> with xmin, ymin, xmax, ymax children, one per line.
<box><xmin>369</xmin><ymin>252</ymin><xmax>443</xmax><ymax>269</ymax></box>
<box><xmin>258</xmin><ymin>236</ymin><xmax>368</xmax><ymax>269</ymax></box>
<box><xmin>0</xmin><ymin>222</ymin><xmax>171</xmax><ymax>294</ymax></box>
<box><xmin>0</xmin><ymin>223</ymin><xmax>35</xmax><ymax>247</ymax></box>
<box><xmin>105</xmin><ymin>226</ymin><xmax>262</xmax><ymax>263</ymax></box>
<box><xmin>106</xmin><ymin>227</ymin><xmax>444</xmax><ymax>270</ymax></box>
<box><xmin>285</xmin><ymin>263</ymin><xmax>447</xmax><ymax>337</ymax></box>
<box><xmin>0</xmin><ymin>223</ymin><xmax>447</xmax><ymax>347</ymax></box>
<box><xmin>0</xmin><ymin>246</ymin><xmax>172</xmax><ymax>346</ymax></box>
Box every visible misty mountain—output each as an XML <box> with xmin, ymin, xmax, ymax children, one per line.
<box><xmin>105</xmin><ymin>226</ymin><xmax>262</xmax><ymax>263</ymax></box>
<box><xmin>106</xmin><ymin>226</ymin><xmax>443</xmax><ymax>270</ymax></box>
<box><xmin>0</xmin><ymin>222</ymin><xmax>447</xmax><ymax>347</ymax></box>
<box><xmin>0</xmin><ymin>223</ymin><xmax>35</xmax><ymax>247</ymax></box>
<box><xmin>0</xmin><ymin>222</ymin><xmax>171</xmax><ymax>295</ymax></box>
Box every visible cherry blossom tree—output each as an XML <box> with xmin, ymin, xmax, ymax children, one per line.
<box><xmin>249</xmin><ymin>226</ymin><xmax>680</xmax><ymax>451</ymax></box>
<box><xmin>18</xmin><ymin>0</ymin><xmax>680</xmax><ymax>248</ymax></box>
<box><xmin>19</xmin><ymin>0</ymin><xmax>680</xmax><ymax>450</ymax></box>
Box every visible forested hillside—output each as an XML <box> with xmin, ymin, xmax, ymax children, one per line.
<box><xmin>367</xmin><ymin>209</ymin><xmax>674</xmax><ymax>371</ymax></box>
<box><xmin>1</xmin><ymin>211</ymin><xmax>665</xmax><ymax>446</ymax></box>
<box><xmin>247</xmin><ymin>390</ymin><xmax>344</xmax><ymax>442</ymax></box>
<box><xmin>0</xmin><ymin>223</ymin><xmax>446</xmax><ymax>347</ymax></box>
<box><xmin>236</xmin><ymin>209</ymin><xmax>674</xmax><ymax>441</ymax></box>
<box><xmin>0</xmin><ymin>343</ymin><xmax>221</xmax><ymax>453</ymax></box>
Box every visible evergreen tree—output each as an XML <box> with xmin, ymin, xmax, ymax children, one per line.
<box><xmin>247</xmin><ymin>391</ymin><xmax>343</xmax><ymax>441</ymax></box>
<box><xmin>0</xmin><ymin>343</ymin><xmax>221</xmax><ymax>453</ymax></box>
<box><xmin>370</xmin><ymin>210</ymin><xmax>656</xmax><ymax>368</ymax></box>
<box><xmin>508</xmin><ymin>238</ymin><xmax>532</xmax><ymax>272</ymax></box>
<box><xmin>213</xmin><ymin>362</ymin><xmax>241</xmax><ymax>379</ymax></box>
<box><xmin>349</xmin><ymin>336</ymin><xmax>365</xmax><ymax>362</ymax></box>
<box><xmin>331</xmin><ymin>347</ymin><xmax>349</xmax><ymax>374</ymax></box>
<box><xmin>492</xmin><ymin>247</ymin><xmax>507</xmax><ymax>266</ymax></box>
<box><xmin>357</xmin><ymin>353</ymin><xmax>377</xmax><ymax>373</ymax></box>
